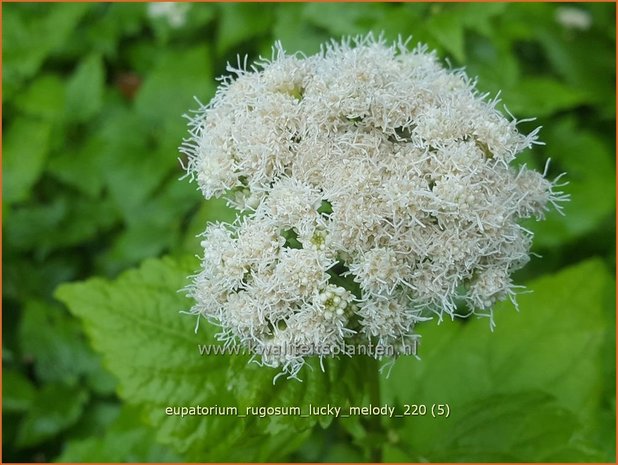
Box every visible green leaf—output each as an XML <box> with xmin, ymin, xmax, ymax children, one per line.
<box><xmin>5</xmin><ymin>199</ymin><xmax>66</xmax><ymax>253</ymax></box>
<box><xmin>302</xmin><ymin>3</ymin><xmax>387</xmax><ymax>36</ymax></box>
<box><xmin>503</xmin><ymin>77</ymin><xmax>591</xmax><ymax>118</ymax></box>
<box><xmin>3</xmin><ymin>3</ymin><xmax>91</xmax><ymax>96</ymax></box>
<box><xmin>58</xmin><ymin>406</ymin><xmax>182</xmax><ymax>462</ymax></box>
<box><xmin>4</xmin><ymin>369</ymin><xmax>36</xmax><ymax>413</ymax></box>
<box><xmin>371</xmin><ymin>5</ymin><xmax>433</xmax><ymax>45</ymax></box>
<box><xmin>421</xmin><ymin>392</ymin><xmax>603</xmax><ymax>462</ymax></box>
<box><xmin>102</xmin><ymin>178</ymin><xmax>200</xmax><ymax>273</ymax></box>
<box><xmin>47</xmin><ymin>136</ymin><xmax>107</xmax><ymax>198</ymax></box>
<box><xmin>134</xmin><ymin>45</ymin><xmax>214</xmax><ymax>130</ymax></box>
<box><xmin>83</xmin><ymin>4</ymin><xmax>146</xmax><ymax>59</ymax></box>
<box><xmin>65</xmin><ymin>401</ymin><xmax>120</xmax><ymax>440</ymax></box>
<box><xmin>3</xmin><ymin>253</ymin><xmax>80</xmax><ymax>302</ymax></box>
<box><xmin>383</xmin><ymin>259</ymin><xmax>613</xmax><ymax>461</ymax></box>
<box><xmin>459</xmin><ymin>3</ymin><xmax>507</xmax><ymax>36</ymax></box>
<box><xmin>65</xmin><ymin>53</ymin><xmax>105</xmax><ymax>123</ymax></box>
<box><xmin>17</xmin><ymin>383</ymin><xmax>89</xmax><ymax>448</ymax></box>
<box><xmin>524</xmin><ymin>118</ymin><xmax>615</xmax><ymax>248</ymax></box>
<box><xmin>93</xmin><ymin>107</ymin><xmax>174</xmax><ymax>221</ymax></box>
<box><xmin>426</xmin><ymin>3</ymin><xmax>507</xmax><ymax>64</ymax></box>
<box><xmin>538</xmin><ymin>22</ymin><xmax>615</xmax><ymax>110</ymax></box>
<box><xmin>3</xmin><ymin>117</ymin><xmax>51</xmax><ymax>204</ymax></box>
<box><xmin>18</xmin><ymin>300</ymin><xmax>117</xmax><ymax>394</ymax></box>
<box><xmin>216</xmin><ymin>3</ymin><xmax>274</xmax><ymax>56</ymax></box>
<box><xmin>426</xmin><ymin>5</ymin><xmax>466</xmax><ymax>63</ymax></box>
<box><xmin>465</xmin><ymin>33</ymin><xmax>519</xmax><ymax>94</ymax></box>
<box><xmin>6</xmin><ymin>195</ymin><xmax>119</xmax><ymax>254</ymax></box>
<box><xmin>271</xmin><ymin>4</ymin><xmax>330</xmax><ymax>56</ymax></box>
<box><xmin>56</xmin><ymin>256</ymin><xmax>366</xmax><ymax>461</ymax></box>
<box><xmin>15</xmin><ymin>74</ymin><xmax>66</xmax><ymax>121</ymax></box>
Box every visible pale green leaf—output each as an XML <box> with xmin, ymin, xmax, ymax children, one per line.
<box><xmin>465</xmin><ymin>34</ymin><xmax>520</xmax><ymax>94</ymax></box>
<box><xmin>460</xmin><ymin>3</ymin><xmax>508</xmax><ymax>36</ymax></box>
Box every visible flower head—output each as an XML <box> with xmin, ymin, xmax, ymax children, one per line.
<box><xmin>182</xmin><ymin>35</ymin><xmax>567</xmax><ymax>379</ymax></box>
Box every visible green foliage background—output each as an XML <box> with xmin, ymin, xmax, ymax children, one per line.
<box><xmin>3</xmin><ymin>2</ymin><xmax>615</xmax><ymax>462</ymax></box>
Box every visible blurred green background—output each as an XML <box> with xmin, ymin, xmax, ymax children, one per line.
<box><xmin>3</xmin><ymin>2</ymin><xmax>615</xmax><ymax>462</ymax></box>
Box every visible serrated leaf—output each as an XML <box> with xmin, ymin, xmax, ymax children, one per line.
<box><xmin>3</xmin><ymin>117</ymin><xmax>51</xmax><ymax>204</ymax></box>
<box><xmin>56</xmin><ymin>256</ymin><xmax>366</xmax><ymax>461</ymax></box>
<box><xmin>16</xmin><ymin>383</ymin><xmax>89</xmax><ymax>448</ymax></box>
<box><xmin>65</xmin><ymin>53</ymin><xmax>105</xmax><ymax>123</ymax></box>
<box><xmin>383</xmin><ymin>259</ymin><xmax>613</xmax><ymax>462</ymax></box>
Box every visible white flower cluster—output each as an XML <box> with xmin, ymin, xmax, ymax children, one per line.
<box><xmin>182</xmin><ymin>35</ymin><xmax>567</xmax><ymax>379</ymax></box>
<box><xmin>147</xmin><ymin>2</ymin><xmax>190</xmax><ymax>29</ymax></box>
